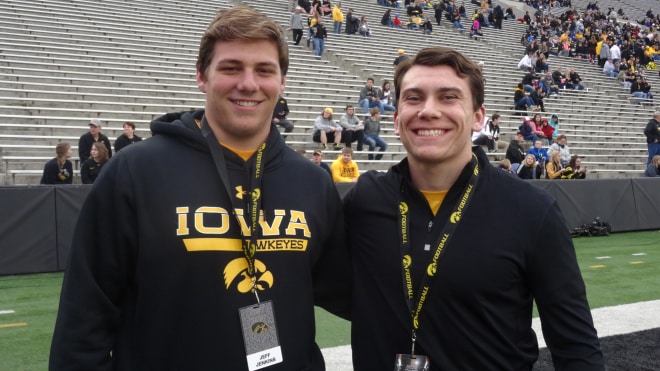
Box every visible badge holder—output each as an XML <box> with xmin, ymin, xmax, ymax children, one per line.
<box><xmin>394</xmin><ymin>331</ymin><xmax>430</xmax><ymax>371</ymax></box>
<box><xmin>239</xmin><ymin>288</ymin><xmax>283</xmax><ymax>371</ymax></box>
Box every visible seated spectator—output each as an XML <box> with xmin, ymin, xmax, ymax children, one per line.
<box><xmin>114</xmin><ymin>121</ymin><xmax>143</xmax><ymax>153</ymax></box>
<box><xmin>271</xmin><ymin>96</ymin><xmax>294</xmax><ymax>140</ymax></box>
<box><xmin>486</xmin><ymin>113</ymin><xmax>508</xmax><ymax>153</ymax></box>
<box><xmin>408</xmin><ymin>12</ymin><xmax>423</xmax><ymax>29</ymax></box>
<box><xmin>311</xmin><ymin>150</ymin><xmax>332</xmax><ymax>177</ymax></box>
<box><xmin>631</xmin><ymin>76</ymin><xmax>652</xmax><ymax>104</ymax></box>
<box><xmin>379</xmin><ymin>80</ymin><xmax>396</xmax><ymax>112</ymax></box>
<box><xmin>312</xmin><ymin>107</ymin><xmax>343</xmax><ymax>149</ymax></box>
<box><xmin>363</xmin><ymin>107</ymin><xmax>388</xmax><ymax>160</ymax></box>
<box><xmin>393</xmin><ymin>14</ymin><xmax>404</xmax><ymax>28</ymax></box>
<box><xmin>540</xmin><ymin>117</ymin><xmax>555</xmax><ymax>140</ymax></box>
<box><xmin>547</xmin><ymin>113</ymin><xmax>559</xmax><ymax>139</ymax></box>
<box><xmin>603</xmin><ymin>58</ymin><xmax>619</xmax><ymax>77</ymax></box>
<box><xmin>359</xmin><ymin>77</ymin><xmax>385</xmax><ymax>115</ymax></box>
<box><xmin>521</xmin><ymin>70</ymin><xmax>539</xmax><ymax>92</ymax></box>
<box><xmin>562</xmin><ymin>155</ymin><xmax>588</xmax><ymax>179</ymax></box>
<box><xmin>506</xmin><ymin>131</ymin><xmax>526</xmax><ymax>167</ymax></box>
<box><xmin>358</xmin><ymin>15</ymin><xmax>371</xmax><ymax>37</ymax></box>
<box><xmin>551</xmin><ymin>68</ymin><xmax>567</xmax><ymax>89</ymax></box>
<box><xmin>549</xmin><ymin>134</ymin><xmax>571</xmax><ymax>166</ymax></box>
<box><xmin>530</xmin><ymin>114</ymin><xmax>548</xmax><ymax>142</ymax></box>
<box><xmin>79</xmin><ymin>118</ymin><xmax>112</xmax><ymax>162</ymax></box>
<box><xmin>40</xmin><ymin>142</ymin><xmax>74</xmax><ymax>185</ymax></box>
<box><xmin>645</xmin><ymin>155</ymin><xmax>660</xmax><ymax>177</ymax></box>
<box><xmin>530</xmin><ymin>86</ymin><xmax>546</xmax><ymax>112</ymax></box>
<box><xmin>503</xmin><ymin>6</ymin><xmax>515</xmax><ymax>20</ymax></box>
<box><xmin>545</xmin><ymin>150</ymin><xmax>568</xmax><ymax>179</ymax></box>
<box><xmin>514</xmin><ymin>83</ymin><xmax>536</xmax><ymax>111</ymax></box>
<box><xmin>381</xmin><ymin>8</ymin><xmax>394</xmax><ymax>27</ymax></box>
<box><xmin>452</xmin><ymin>10</ymin><xmax>465</xmax><ymax>29</ymax></box>
<box><xmin>540</xmin><ymin>71</ymin><xmax>560</xmax><ymax>97</ymax></box>
<box><xmin>528</xmin><ymin>139</ymin><xmax>549</xmax><ymax>164</ymax></box>
<box><xmin>339</xmin><ymin>104</ymin><xmax>365</xmax><ymax>150</ymax></box>
<box><xmin>421</xmin><ymin>16</ymin><xmax>433</xmax><ymax>34</ymax></box>
<box><xmin>497</xmin><ymin>159</ymin><xmax>516</xmax><ymax>175</ymax></box>
<box><xmin>470</xmin><ymin>18</ymin><xmax>482</xmax><ymax>39</ymax></box>
<box><xmin>567</xmin><ymin>68</ymin><xmax>585</xmax><ymax>90</ymax></box>
<box><xmin>517</xmin><ymin>51</ymin><xmax>535</xmax><ymax>70</ymax></box>
<box><xmin>330</xmin><ymin>147</ymin><xmax>360</xmax><ymax>182</ymax></box>
<box><xmin>535</xmin><ymin>53</ymin><xmax>549</xmax><ymax>73</ymax></box>
<box><xmin>518</xmin><ymin>117</ymin><xmax>538</xmax><ymax>143</ymax></box>
<box><xmin>81</xmin><ymin>142</ymin><xmax>110</xmax><ymax>184</ymax></box>
<box><xmin>517</xmin><ymin>154</ymin><xmax>542</xmax><ymax>179</ymax></box>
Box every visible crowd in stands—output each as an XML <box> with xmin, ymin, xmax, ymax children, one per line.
<box><xmin>516</xmin><ymin>2</ymin><xmax>660</xmax><ymax>106</ymax></box>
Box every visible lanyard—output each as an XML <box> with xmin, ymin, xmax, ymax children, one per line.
<box><xmin>201</xmin><ymin>118</ymin><xmax>266</xmax><ymax>304</ymax></box>
<box><xmin>397</xmin><ymin>155</ymin><xmax>479</xmax><ymax>356</ymax></box>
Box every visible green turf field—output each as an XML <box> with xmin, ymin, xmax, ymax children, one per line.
<box><xmin>1</xmin><ymin>231</ymin><xmax>658</xmax><ymax>370</ymax></box>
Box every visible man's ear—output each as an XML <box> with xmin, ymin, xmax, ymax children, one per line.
<box><xmin>393</xmin><ymin>111</ymin><xmax>400</xmax><ymax>136</ymax></box>
<box><xmin>472</xmin><ymin>105</ymin><xmax>486</xmax><ymax>133</ymax></box>
<box><xmin>196</xmin><ymin>70</ymin><xmax>207</xmax><ymax>93</ymax></box>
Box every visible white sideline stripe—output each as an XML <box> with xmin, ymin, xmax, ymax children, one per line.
<box><xmin>632</xmin><ymin>253</ymin><xmax>647</xmax><ymax>256</ymax></box>
<box><xmin>596</xmin><ymin>256</ymin><xmax>611</xmax><ymax>259</ymax></box>
<box><xmin>322</xmin><ymin>300</ymin><xmax>660</xmax><ymax>371</ymax></box>
<box><xmin>0</xmin><ymin>310</ymin><xmax>16</xmax><ymax>315</ymax></box>
<box><xmin>534</xmin><ymin>300</ymin><xmax>660</xmax><ymax>347</ymax></box>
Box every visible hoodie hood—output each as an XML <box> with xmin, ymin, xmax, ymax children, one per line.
<box><xmin>150</xmin><ymin>109</ymin><xmax>288</xmax><ymax>170</ymax></box>
<box><xmin>151</xmin><ymin>110</ymin><xmax>208</xmax><ymax>152</ymax></box>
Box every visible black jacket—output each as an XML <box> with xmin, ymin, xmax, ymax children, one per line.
<box><xmin>78</xmin><ymin>132</ymin><xmax>112</xmax><ymax>161</ymax></box>
<box><xmin>644</xmin><ymin>118</ymin><xmax>660</xmax><ymax>143</ymax></box>
<box><xmin>51</xmin><ymin>110</ymin><xmax>351</xmax><ymax>370</ymax></box>
<box><xmin>345</xmin><ymin>147</ymin><xmax>603</xmax><ymax>370</ymax></box>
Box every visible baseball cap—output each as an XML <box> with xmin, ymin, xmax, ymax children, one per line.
<box><xmin>89</xmin><ymin>118</ymin><xmax>102</xmax><ymax>127</ymax></box>
<box><xmin>398</xmin><ymin>49</ymin><xmax>405</xmax><ymax>55</ymax></box>
<box><xmin>324</xmin><ymin>107</ymin><xmax>333</xmax><ymax>114</ymax></box>
<box><xmin>313</xmin><ymin>150</ymin><xmax>323</xmax><ymax>156</ymax></box>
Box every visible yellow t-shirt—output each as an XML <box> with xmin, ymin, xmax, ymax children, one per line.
<box><xmin>420</xmin><ymin>190</ymin><xmax>448</xmax><ymax>216</ymax></box>
<box><xmin>221</xmin><ymin>143</ymin><xmax>256</xmax><ymax>161</ymax></box>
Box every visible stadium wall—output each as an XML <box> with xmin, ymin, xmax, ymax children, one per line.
<box><xmin>1</xmin><ymin>180</ymin><xmax>659</xmax><ymax>276</ymax></box>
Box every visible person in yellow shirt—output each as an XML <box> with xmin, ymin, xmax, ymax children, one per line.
<box><xmin>331</xmin><ymin>146</ymin><xmax>360</xmax><ymax>182</ymax></box>
<box><xmin>332</xmin><ymin>2</ymin><xmax>344</xmax><ymax>34</ymax></box>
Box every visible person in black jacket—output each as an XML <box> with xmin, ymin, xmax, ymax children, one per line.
<box><xmin>114</xmin><ymin>121</ymin><xmax>143</xmax><ymax>153</ymax></box>
<box><xmin>50</xmin><ymin>8</ymin><xmax>351</xmax><ymax>371</ymax></box>
<box><xmin>345</xmin><ymin>46</ymin><xmax>603</xmax><ymax>370</ymax></box>
<box><xmin>80</xmin><ymin>142</ymin><xmax>109</xmax><ymax>184</ymax></box>
<box><xmin>78</xmin><ymin>118</ymin><xmax>112</xmax><ymax>161</ymax></box>
<box><xmin>272</xmin><ymin>96</ymin><xmax>294</xmax><ymax>140</ymax></box>
<box><xmin>506</xmin><ymin>131</ymin><xmax>526</xmax><ymax>166</ymax></box>
<box><xmin>40</xmin><ymin>142</ymin><xmax>73</xmax><ymax>185</ymax></box>
<box><xmin>644</xmin><ymin>111</ymin><xmax>660</xmax><ymax>165</ymax></box>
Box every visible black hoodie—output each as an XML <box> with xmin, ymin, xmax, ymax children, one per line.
<box><xmin>51</xmin><ymin>110</ymin><xmax>351</xmax><ymax>370</ymax></box>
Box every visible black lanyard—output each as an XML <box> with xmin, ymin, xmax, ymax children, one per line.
<box><xmin>397</xmin><ymin>155</ymin><xmax>479</xmax><ymax>355</ymax></box>
<box><xmin>201</xmin><ymin>118</ymin><xmax>266</xmax><ymax>303</ymax></box>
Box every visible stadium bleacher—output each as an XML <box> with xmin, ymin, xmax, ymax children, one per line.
<box><xmin>0</xmin><ymin>0</ymin><xmax>657</xmax><ymax>184</ymax></box>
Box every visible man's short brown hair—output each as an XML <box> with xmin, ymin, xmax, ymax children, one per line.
<box><xmin>196</xmin><ymin>7</ymin><xmax>289</xmax><ymax>78</ymax></box>
<box><xmin>394</xmin><ymin>47</ymin><xmax>484</xmax><ymax>111</ymax></box>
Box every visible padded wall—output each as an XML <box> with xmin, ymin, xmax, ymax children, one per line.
<box><xmin>1</xmin><ymin>180</ymin><xmax>659</xmax><ymax>275</ymax></box>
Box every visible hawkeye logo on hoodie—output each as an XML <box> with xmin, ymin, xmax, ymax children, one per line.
<box><xmin>175</xmin><ymin>206</ymin><xmax>311</xmax><ymax>293</ymax></box>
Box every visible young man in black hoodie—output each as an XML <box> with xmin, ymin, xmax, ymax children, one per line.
<box><xmin>344</xmin><ymin>47</ymin><xmax>604</xmax><ymax>370</ymax></box>
<box><xmin>50</xmin><ymin>7</ymin><xmax>350</xmax><ymax>371</ymax></box>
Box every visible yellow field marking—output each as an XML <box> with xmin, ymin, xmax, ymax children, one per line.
<box><xmin>589</xmin><ymin>265</ymin><xmax>606</xmax><ymax>269</ymax></box>
<box><xmin>629</xmin><ymin>261</ymin><xmax>644</xmax><ymax>265</ymax></box>
<box><xmin>0</xmin><ymin>322</ymin><xmax>27</xmax><ymax>329</ymax></box>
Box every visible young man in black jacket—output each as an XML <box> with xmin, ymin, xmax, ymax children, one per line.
<box><xmin>50</xmin><ymin>8</ymin><xmax>350</xmax><ymax>371</ymax></box>
<box><xmin>344</xmin><ymin>47</ymin><xmax>604</xmax><ymax>370</ymax></box>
